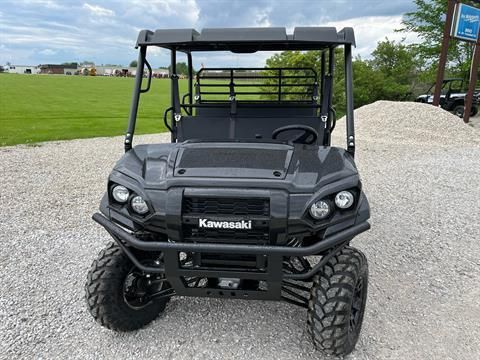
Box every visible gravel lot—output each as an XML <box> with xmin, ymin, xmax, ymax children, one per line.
<box><xmin>1</xmin><ymin>101</ymin><xmax>480</xmax><ymax>359</ymax></box>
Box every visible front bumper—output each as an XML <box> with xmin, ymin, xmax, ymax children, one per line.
<box><xmin>94</xmin><ymin>212</ymin><xmax>369</xmax><ymax>303</ymax></box>
<box><xmin>93</xmin><ymin>212</ymin><xmax>369</xmax><ymax>273</ymax></box>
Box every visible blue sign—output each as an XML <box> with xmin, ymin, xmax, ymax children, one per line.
<box><xmin>452</xmin><ymin>3</ymin><xmax>480</xmax><ymax>42</ymax></box>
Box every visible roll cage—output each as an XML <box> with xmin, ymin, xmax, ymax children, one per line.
<box><xmin>124</xmin><ymin>27</ymin><xmax>356</xmax><ymax>156</ymax></box>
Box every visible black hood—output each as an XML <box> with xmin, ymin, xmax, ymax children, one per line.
<box><xmin>112</xmin><ymin>141</ymin><xmax>359</xmax><ymax>194</ymax></box>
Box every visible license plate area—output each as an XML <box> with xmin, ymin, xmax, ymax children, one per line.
<box><xmin>163</xmin><ymin>248</ymin><xmax>284</xmax><ymax>300</ymax></box>
<box><xmin>179</xmin><ymin>251</ymin><xmax>268</xmax><ymax>271</ymax></box>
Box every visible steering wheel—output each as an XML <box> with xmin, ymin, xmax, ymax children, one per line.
<box><xmin>272</xmin><ymin>125</ymin><xmax>319</xmax><ymax>145</ymax></box>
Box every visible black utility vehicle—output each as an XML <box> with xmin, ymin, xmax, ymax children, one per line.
<box><xmin>416</xmin><ymin>78</ymin><xmax>478</xmax><ymax>117</ymax></box>
<box><xmin>86</xmin><ymin>27</ymin><xmax>371</xmax><ymax>357</ymax></box>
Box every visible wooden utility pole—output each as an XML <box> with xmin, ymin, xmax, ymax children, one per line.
<box><xmin>463</xmin><ymin>39</ymin><xmax>480</xmax><ymax>122</ymax></box>
<box><xmin>433</xmin><ymin>0</ymin><xmax>458</xmax><ymax>106</ymax></box>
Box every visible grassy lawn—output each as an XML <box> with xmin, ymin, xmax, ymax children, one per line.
<box><xmin>0</xmin><ymin>74</ymin><xmax>187</xmax><ymax>146</ymax></box>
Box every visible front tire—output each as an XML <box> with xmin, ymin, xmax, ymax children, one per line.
<box><xmin>85</xmin><ymin>243</ymin><xmax>170</xmax><ymax>331</ymax></box>
<box><xmin>307</xmin><ymin>246</ymin><xmax>368</xmax><ymax>357</ymax></box>
<box><xmin>471</xmin><ymin>106</ymin><xmax>478</xmax><ymax>117</ymax></box>
<box><xmin>453</xmin><ymin>105</ymin><xmax>478</xmax><ymax>118</ymax></box>
<box><xmin>453</xmin><ymin>105</ymin><xmax>465</xmax><ymax>118</ymax></box>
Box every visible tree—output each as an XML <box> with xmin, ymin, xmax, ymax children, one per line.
<box><xmin>168</xmin><ymin>62</ymin><xmax>191</xmax><ymax>76</ymax></box>
<box><xmin>370</xmin><ymin>39</ymin><xmax>420</xmax><ymax>99</ymax></box>
<box><xmin>129</xmin><ymin>60</ymin><xmax>138</xmax><ymax>67</ymax></box>
<box><xmin>62</xmin><ymin>62</ymin><xmax>78</xmax><ymax>68</ymax></box>
<box><xmin>262</xmin><ymin>50</ymin><xmax>347</xmax><ymax>113</ymax></box>
<box><xmin>400</xmin><ymin>0</ymin><xmax>476</xmax><ymax>81</ymax></box>
<box><xmin>351</xmin><ymin>60</ymin><xmax>385</xmax><ymax>107</ymax></box>
<box><xmin>262</xmin><ymin>50</ymin><xmax>322</xmax><ymax>101</ymax></box>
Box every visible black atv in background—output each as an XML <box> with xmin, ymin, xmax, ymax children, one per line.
<box><xmin>416</xmin><ymin>78</ymin><xmax>479</xmax><ymax>117</ymax></box>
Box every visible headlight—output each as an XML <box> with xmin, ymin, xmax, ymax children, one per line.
<box><xmin>131</xmin><ymin>195</ymin><xmax>149</xmax><ymax>214</ymax></box>
<box><xmin>335</xmin><ymin>190</ymin><xmax>354</xmax><ymax>209</ymax></box>
<box><xmin>309</xmin><ymin>200</ymin><xmax>331</xmax><ymax>219</ymax></box>
<box><xmin>112</xmin><ymin>185</ymin><xmax>129</xmax><ymax>203</ymax></box>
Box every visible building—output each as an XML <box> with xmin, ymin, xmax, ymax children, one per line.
<box><xmin>154</xmin><ymin>69</ymin><xmax>169</xmax><ymax>78</ymax></box>
<box><xmin>38</xmin><ymin>64</ymin><xmax>77</xmax><ymax>75</ymax></box>
<box><xmin>95</xmin><ymin>65</ymin><xmax>169</xmax><ymax>77</ymax></box>
<box><xmin>95</xmin><ymin>66</ymin><xmax>133</xmax><ymax>76</ymax></box>
<box><xmin>6</xmin><ymin>65</ymin><xmax>39</xmax><ymax>74</ymax></box>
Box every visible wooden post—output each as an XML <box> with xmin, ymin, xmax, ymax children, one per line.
<box><xmin>463</xmin><ymin>39</ymin><xmax>480</xmax><ymax>123</ymax></box>
<box><xmin>433</xmin><ymin>0</ymin><xmax>458</xmax><ymax>106</ymax></box>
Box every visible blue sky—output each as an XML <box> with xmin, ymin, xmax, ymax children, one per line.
<box><xmin>0</xmin><ymin>0</ymin><xmax>417</xmax><ymax>68</ymax></box>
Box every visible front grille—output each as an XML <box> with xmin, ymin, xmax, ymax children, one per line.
<box><xmin>182</xmin><ymin>196</ymin><xmax>270</xmax><ymax>244</ymax></box>
<box><xmin>183</xmin><ymin>197</ymin><xmax>270</xmax><ymax>217</ymax></box>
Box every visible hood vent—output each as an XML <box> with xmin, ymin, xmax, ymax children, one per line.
<box><xmin>175</xmin><ymin>143</ymin><xmax>293</xmax><ymax>179</ymax></box>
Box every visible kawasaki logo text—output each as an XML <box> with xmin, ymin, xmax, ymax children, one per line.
<box><xmin>198</xmin><ymin>219</ymin><xmax>252</xmax><ymax>230</ymax></box>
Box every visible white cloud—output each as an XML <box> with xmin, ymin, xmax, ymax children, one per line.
<box><xmin>324</xmin><ymin>15</ymin><xmax>419</xmax><ymax>58</ymax></box>
<box><xmin>129</xmin><ymin>0</ymin><xmax>200</xmax><ymax>25</ymax></box>
<box><xmin>38</xmin><ymin>48</ymin><xmax>56</xmax><ymax>55</ymax></box>
<box><xmin>193</xmin><ymin>51</ymin><xmax>279</xmax><ymax>69</ymax></box>
<box><xmin>255</xmin><ymin>8</ymin><xmax>272</xmax><ymax>27</ymax></box>
<box><xmin>147</xmin><ymin>47</ymin><xmax>166</xmax><ymax>57</ymax></box>
<box><xmin>19</xmin><ymin>0</ymin><xmax>63</xmax><ymax>9</ymax></box>
<box><xmin>83</xmin><ymin>3</ymin><xmax>115</xmax><ymax>17</ymax></box>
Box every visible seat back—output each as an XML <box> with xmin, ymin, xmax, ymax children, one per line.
<box><xmin>177</xmin><ymin>115</ymin><xmax>324</xmax><ymax>143</ymax></box>
<box><xmin>195</xmin><ymin>104</ymin><xmax>317</xmax><ymax>117</ymax></box>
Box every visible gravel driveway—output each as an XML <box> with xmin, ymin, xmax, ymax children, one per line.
<box><xmin>1</xmin><ymin>101</ymin><xmax>480</xmax><ymax>359</ymax></box>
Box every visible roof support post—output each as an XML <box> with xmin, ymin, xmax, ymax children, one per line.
<box><xmin>124</xmin><ymin>46</ymin><xmax>146</xmax><ymax>152</ymax></box>
<box><xmin>278</xmin><ymin>69</ymin><xmax>282</xmax><ymax>101</ymax></box>
<box><xmin>187</xmin><ymin>52</ymin><xmax>193</xmax><ymax>106</ymax></box>
<box><xmin>324</xmin><ymin>47</ymin><xmax>335</xmax><ymax>146</ymax></box>
<box><xmin>170</xmin><ymin>49</ymin><xmax>179</xmax><ymax>142</ymax></box>
<box><xmin>344</xmin><ymin>44</ymin><xmax>355</xmax><ymax>157</ymax></box>
<box><xmin>328</xmin><ymin>47</ymin><xmax>335</xmax><ymax>75</ymax></box>
<box><xmin>320</xmin><ymin>51</ymin><xmax>326</xmax><ymax>103</ymax></box>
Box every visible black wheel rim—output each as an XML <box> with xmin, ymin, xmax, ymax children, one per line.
<box><xmin>123</xmin><ymin>265</ymin><xmax>165</xmax><ymax>310</ymax></box>
<box><xmin>349</xmin><ymin>277</ymin><xmax>364</xmax><ymax>334</ymax></box>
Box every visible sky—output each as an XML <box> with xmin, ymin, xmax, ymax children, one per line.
<box><xmin>0</xmin><ymin>0</ymin><xmax>418</xmax><ymax>68</ymax></box>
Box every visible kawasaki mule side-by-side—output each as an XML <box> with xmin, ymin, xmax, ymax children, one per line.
<box><xmin>85</xmin><ymin>26</ymin><xmax>371</xmax><ymax>356</ymax></box>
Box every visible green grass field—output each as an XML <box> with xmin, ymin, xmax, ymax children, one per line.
<box><xmin>0</xmin><ymin>74</ymin><xmax>187</xmax><ymax>146</ymax></box>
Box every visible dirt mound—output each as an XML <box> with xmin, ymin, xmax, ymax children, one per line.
<box><xmin>334</xmin><ymin>101</ymin><xmax>479</xmax><ymax>147</ymax></box>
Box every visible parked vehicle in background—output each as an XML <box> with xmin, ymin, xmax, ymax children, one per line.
<box><xmin>416</xmin><ymin>78</ymin><xmax>479</xmax><ymax>117</ymax></box>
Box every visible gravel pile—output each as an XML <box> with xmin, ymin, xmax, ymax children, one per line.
<box><xmin>333</xmin><ymin>100</ymin><xmax>480</xmax><ymax>148</ymax></box>
<box><xmin>1</xmin><ymin>102</ymin><xmax>480</xmax><ymax>359</ymax></box>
